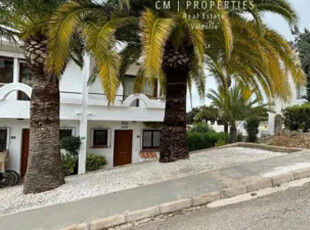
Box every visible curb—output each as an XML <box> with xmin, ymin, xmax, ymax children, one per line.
<box><xmin>57</xmin><ymin>167</ymin><xmax>310</xmax><ymax>230</ymax></box>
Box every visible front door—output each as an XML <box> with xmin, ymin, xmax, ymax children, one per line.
<box><xmin>21</xmin><ymin>129</ymin><xmax>30</xmax><ymax>178</ymax></box>
<box><xmin>114</xmin><ymin>130</ymin><xmax>133</xmax><ymax>166</ymax></box>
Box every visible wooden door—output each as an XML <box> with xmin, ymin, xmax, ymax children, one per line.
<box><xmin>114</xmin><ymin>130</ymin><xmax>133</xmax><ymax>166</ymax></box>
<box><xmin>21</xmin><ymin>129</ymin><xmax>30</xmax><ymax>178</ymax></box>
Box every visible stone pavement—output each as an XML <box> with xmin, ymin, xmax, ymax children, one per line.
<box><xmin>2</xmin><ymin>148</ymin><xmax>310</xmax><ymax>230</ymax></box>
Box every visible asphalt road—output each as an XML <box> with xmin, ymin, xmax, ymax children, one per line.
<box><xmin>132</xmin><ymin>183</ymin><xmax>310</xmax><ymax>230</ymax></box>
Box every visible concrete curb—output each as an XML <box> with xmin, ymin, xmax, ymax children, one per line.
<box><xmin>58</xmin><ymin>167</ymin><xmax>310</xmax><ymax>230</ymax></box>
<box><xmin>190</xmin><ymin>142</ymin><xmax>303</xmax><ymax>155</ymax></box>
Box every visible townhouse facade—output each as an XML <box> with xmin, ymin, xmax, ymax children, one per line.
<box><xmin>0</xmin><ymin>40</ymin><xmax>165</xmax><ymax>177</ymax></box>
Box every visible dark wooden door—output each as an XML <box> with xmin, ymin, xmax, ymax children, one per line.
<box><xmin>21</xmin><ymin>129</ymin><xmax>30</xmax><ymax>178</ymax></box>
<box><xmin>114</xmin><ymin>130</ymin><xmax>133</xmax><ymax>166</ymax></box>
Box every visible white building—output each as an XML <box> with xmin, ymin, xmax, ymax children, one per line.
<box><xmin>0</xmin><ymin>40</ymin><xmax>165</xmax><ymax>177</ymax></box>
<box><xmin>268</xmin><ymin>75</ymin><xmax>307</xmax><ymax>135</ymax></box>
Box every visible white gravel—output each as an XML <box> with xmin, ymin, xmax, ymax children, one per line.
<box><xmin>0</xmin><ymin>147</ymin><xmax>286</xmax><ymax>216</ymax></box>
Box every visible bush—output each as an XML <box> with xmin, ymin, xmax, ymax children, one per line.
<box><xmin>61</xmin><ymin>136</ymin><xmax>81</xmax><ymax>155</ymax></box>
<box><xmin>188</xmin><ymin>131</ymin><xmax>229</xmax><ymax>151</ymax></box>
<box><xmin>61</xmin><ymin>154</ymin><xmax>77</xmax><ymax>176</ymax></box>
<box><xmin>86</xmin><ymin>154</ymin><xmax>107</xmax><ymax>172</ymax></box>
<box><xmin>215</xmin><ymin>138</ymin><xmax>227</xmax><ymax>147</ymax></box>
<box><xmin>283</xmin><ymin>104</ymin><xmax>310</xmax><ymax>132</ymax></box>
<box><xmin>245</xmin><ymin>118</ymin><xmax>260</xmax><ymax>142</ymax></box>
<box><xmin>190</xmin><ymin>122</ymin><xmax>212</xmax><ymax>133</ymax></box>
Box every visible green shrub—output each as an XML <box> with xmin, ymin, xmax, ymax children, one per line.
<box><xmin>61</xmin><ymin>154</ymin><xmax>77</xmax><ymax>176</ymax></box>
<box><xmin>86</xmin><ymin>154</ymin><xmax>108</xmax><ymax>172</ymax></box>
<box><xmin>190</xmin><ymin>122</ymin><xmax>212</xmax><ymax>133</ymax></box>
<box><xmin>283</xmin><ymin>104</ymin><xmax>310</xmax><ymax>132</ymax></box>
<box><xmin>61</xmin><ymin>136</ymin><xmax>81</xmax><ymax>155</ymax></box>
<box><xmin>188</xmin><ymin>131</ymin><xmax>229</xmax><ymax>151</ymax></box>
<box><xmin>245</xmin><ymin>118</ymin><xmax>260</xmax><ymax>142</ymax></box>
<box><xmin>215</xmin><ymin>138</ymin><xmax>227</xmax><ymax>147</ymax></box>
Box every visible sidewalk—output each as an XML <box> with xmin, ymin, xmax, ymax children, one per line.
<box><xmin>2</xmin><ymin>149</ymin><xmax>310</xmax><ymax>230</ymax></box>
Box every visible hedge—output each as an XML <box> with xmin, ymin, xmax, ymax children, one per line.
<box><xmin>188</xmin><ymin>131</ymin><xmax>229</xmax><ymax>151</ymax></box>
<box><xmin>283</xmin><ymin>103</ymin><xmax>310</xmax><ymax>132</ymax></box>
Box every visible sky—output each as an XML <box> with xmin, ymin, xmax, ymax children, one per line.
<box><xmin>187</xmin><ymin>0</ymin><xmax>310</xmax><ymax>111</ymax></box>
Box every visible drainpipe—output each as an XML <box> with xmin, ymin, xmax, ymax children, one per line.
<box><xmin>78</xmin><ymin>54</ymin><xmax>90</xmax><ymax>174</ymax></box>
<box><xmin>13</xmin><ymin>57</ymin><xmax>20</xmax><ymax>99</ymax></box>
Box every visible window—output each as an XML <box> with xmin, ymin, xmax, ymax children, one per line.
<box><xmin>0</xmin><ymin>57</ymin><xmax>13</xmax><ymax>85</ymax></box>
<box><xmin>60</xmin><ymin>129</ymin><xmax>73</xmax><ymax>141</ymax></box>
<box><xmin>19</xmin><ymin>62</ymin><xmax>33</xmax><ymax>86</ymax></box>
<box><xmin>0</xmin><ymin>129</ymin><xmax>7</xmax><ymax>152</ymax></box>
<box><xmin>18</xmin><ymin>62</ymin><xmax>33</xmax><ymax>100</ymax></box>
<box><xmin>92</xmin><ymin>129</ymin><xmax>108</xmax><ymax>148</ymax></box>
<box><xmin>142</xmin><ymin>130</ymin><xmax>161</xmax><ymax>150</ymax></box>
<box><xmin>123</xmin><ymin>75</ymin><xmax>157</xmax><ymax>99</ymax></box>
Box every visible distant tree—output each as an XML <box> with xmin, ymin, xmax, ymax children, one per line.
<box><xmin>186</xmin><ymin>107</ymin><xmax>200</xmax><ymax>124</ymax></box>
<box><xmin>208</xmin><ymin>86</ymin><xmax>269</xmax><ymax>143</ymax></box>
<box><xmin>293</xmin><ymin>29</ymin><xmax>310</xmax><ymax>101</ymax></box>
<box><xmin>194</xmin><ymin>106</ymin><xmax>219</xmax><ymax>123</ymax></box>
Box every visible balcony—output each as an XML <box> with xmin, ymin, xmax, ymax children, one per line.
<box><xmin>0</xmin><ymin>83</ymin><xmax>165</xmax><ymax>122</ymax></box>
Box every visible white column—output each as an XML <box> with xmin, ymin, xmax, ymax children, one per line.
<box><xmin>13</xmin><ymin>57</ymin><xmax>20</xmax><ymax>99</ymax></box>
<box><xmin>78</xmin><ymin>55</ymin><xmax>91</xmax><ymax>174</ymax></box>
<box><xmin>157</xmin><ymin>79</ymin><xmax>161</xmax><ymax>98</ymax></box>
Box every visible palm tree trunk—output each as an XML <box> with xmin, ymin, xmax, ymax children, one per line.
<box><xmin>230</xmin><ymin>123</ymin><xmax>238</xmax><ymax>143</ymax></box>
<box><xmin>23</xmin><ymin>38</ymin><xmax>64</xmax><ymax>194</ymax></box>
<box><xmin>159</xmin><ymin>42</ymin><xmax>192</xmax><ymax>162</ymax></box>
<box><xmin>224</xmin><ymin>122</ymin><xmax>229</xmax><ymax>133</ymax></box>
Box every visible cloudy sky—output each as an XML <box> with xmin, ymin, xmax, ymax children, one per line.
<box><xmin>187</xmin><ymin>0</ymin><xmax>310</xmax><ymax>111</ymax></box>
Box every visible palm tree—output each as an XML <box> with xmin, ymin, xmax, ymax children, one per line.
<box><xmin>47</xmin><ymin>0</ymin><xmax>304</xmax><ymax>162</ymax></box>
<box><xmin>0</xmin><ymin>0</ymin><xmax>83</xmax><ymax>193</ymax></box>
<box><xmin>208</xmin><ymin>85</ymin><xmax>269</xmax><ymax>143</ymax></box>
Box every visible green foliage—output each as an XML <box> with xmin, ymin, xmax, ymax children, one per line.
<box><xmin>61</xmin><ymin>154</ymin><xmax>108</xmax><ymax>176</ymax></box>
<box><xmin>188</xmin><ymin>129</ymin><xmax>229</xmax><ymax>151</ymax></box>
<box><xmin>186</xmin><ymin>107</ymin><xmax>200</xmax><ymax>124</ymax></box>
<box><xmin>46</xmin><ymin>0</ymin><xmax>304</xmax><ymax>105</ymax></box>
<box><xmin>190</xmin><ymin>123</ymin><xmax>212</xmax><ymax>133</ymax></box>
<box><xmin>193</xmin><ymin>106</ymin><xmax>219</xmax><ymax>123</ymax></box>
<box><xmin>61</xmin><ymin>136</ymin><xmax>81</xmax><ymax>155</ymax></box>
<box><xmin>208</xmin><ymin>85</ymin><xmax>270</xmax><ymax>143</ymax></box>
<box><xmin>293</xmin><ymin>29</ymin><xmax>310</xmax><ymax>102</ymax></box>
<box><xmin>61</xmin><ymin>154</ymin><xmax>77</xmax><ymax>176</ymax></box>
<box><xmin>86</xmin><ymin>154</ymin><xmax>107</xmax><ymax>172</ymax></box>
<box><xmin>283</xmin><ymin>103</ymin><xmax>310</xmax><ymax>132</ymax></box>
<box><xmin>245</xmin><ymin>119</ymin><xmax>260</xmax><ymax>143</ymax></box>
<box><xmin>215</xmin><ymin>138</ymin><xmax>227</xmax><ymax>147</ymax></box>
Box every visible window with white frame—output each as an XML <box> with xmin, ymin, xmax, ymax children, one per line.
<box><xmin>91</xmin><ymin>128</ymin><xmax>110</xmax><ymax>148</ymax></box>
<box><xmin>142</xmin><ymin>130</ymin><xmax>161</xmax><ymax>150</ymax></box>
<box><xmin>123</xmin><ymin>75</ymin><xmax>158</xmax><ymax>98</ymax></box>
<box><xmin>0</xmin><ymin>57</ymin><xmax>14</xmax><ymax>86</ymax></box>
<box><xmin>0</xmin><ymin>129</ymin><xmax>8</xmax><ymax>152</ymax></box>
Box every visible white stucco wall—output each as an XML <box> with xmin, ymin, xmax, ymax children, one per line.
<box><xmin>268</xmin><ymin>75</ymin><xmax>306</xmax><ymax>135</ymax></box>
<box><xmin>87</xmin><ymin>121</ymin><xmax>145</xmax><ymax>167</ymax></box>
<box><xmin>0</xmin><ymin>119</ymin><xmax>28</xmax><ymax>174</ymax></box>
<box><xmin>0</xmin><ymin>118</ymin><xmax>148</xmax><ymax>173</ymax></box>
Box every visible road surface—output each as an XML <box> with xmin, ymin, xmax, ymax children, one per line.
<box><xmin>132</xmin><ymin>182</ymin><xmax>310</xmax><ymax>230</ymax></box>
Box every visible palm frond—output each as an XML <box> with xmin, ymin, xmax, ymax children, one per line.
<box><xmin>47</xmin><ymin>1</ymin><xmax>102</xmax><ymax>75</ymax></box>
<box><xmin>141</xmin><ymin>9</ymin><xmax>174</xmax><ymax>81</ymax></box>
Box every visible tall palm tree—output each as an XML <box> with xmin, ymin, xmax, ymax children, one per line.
<box><xmin>0</xmin><ymin>0</ymin><xmax>83</xmax><ymax>193</ymax></box>
<box><xmin>47</xmin><ymin>0</ymin><xmax>304</xmax><ymax>162</ymax></box>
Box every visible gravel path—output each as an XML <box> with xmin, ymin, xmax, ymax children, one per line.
<box><xmin>0</xmin><ymin>147</ymin><xmax>286</xmax><ymax>216</ymax></box>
